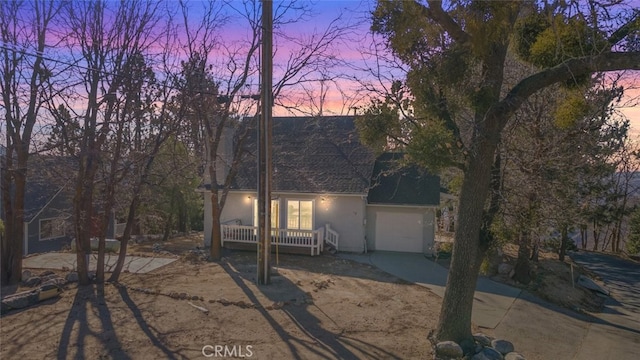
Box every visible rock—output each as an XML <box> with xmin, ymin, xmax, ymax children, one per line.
<box><xmin>39</xmin><ymin>270</ymin><xmax>55</xmax><ymax>277</ymax></box>
<box><xmin>179</xmin><ymin>292</ymin><xmax>188</xmax><ymax>300</ymax></box>
<box><xmin>505</xmin><ymin>353</ymin><xmax>525</xmax><ymax>360</ymax></box>
<box><xmin>435</xmin><ymin>341</ymin><xmax>464</xmax><ymax>359</ymax></box>
<box><xmin>42</xmin><ymin>277</ymin><xmax>66</xmax><ymax>287</ymax></box>
<box><xmin>473</xmin><ymin>333</ymin><xmax>492</xmax><ymax>347</ymax></box>
<box><xmin>459</xmin><ymin>338</ymin><xmax>476</xmax><ymax>355</ymax></box>
<box><xmin>491</xmin><ymin>339</ymin><xmax>514</xmax><ymax>355</ymax></box>
<box><xmin>472</xmin><ymin>347</ymin><xmax>504</xmax><ymax>360</ymax></box>
<box><xmin>169</xmin><ymin>292</ymin><xmax>180</xmax><ymax>299</ymax></box>
<box><xmin>1</xmin><ymin>290</ymin><xmax>40</xmax><ymax>313</ymax></box>
<box><xmin>66</xmin><ymin>272</ymin><xmax>79</xmax><ymax>283</ymax></box>
<box><xmin>23</xmin><ymin>276</ymin><xmax>41</xmax><ymax>287</ymax></box>
<box><xmin>22</xmin><ymin>270</ymin><xmax>32</xmax><ymax>280</ymax></box>
<box><xmin>191</xmin><ymin>295</ymin><xmax>200</xmax><ymax>301</ymax></box>
<box><xmin>498</xmin><ymin>263</ymin><xmax>513</xmax><ymax>275</ymax></box>
<box><xmin>41</xmin><ymin>273</ymin><xmax>59</xmax><ymax>282</ymax></box>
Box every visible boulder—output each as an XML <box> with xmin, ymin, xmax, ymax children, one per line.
<box><xmin>66</xmin><ymin>272</ymin><xmax>79</xmax><ymax>283</ymax></box>
<box><xmin>498</xmin><ymin>263</ymin><xmax>513</xmax><ymax>275</ymax></box>
<box><xmin>23</xmin><ymin>276</ymin><xmax>41</xmax><ymax>287</ymax></box>
<box><xmin>435</xmin><ymin>341</ymin><xmax>464</xmax><ymax>359</ymax></box>
<box><xmin>39</xmin><ymin>270</ymin><xmax>55</xmax><ymax>277</ymax></box>
<box><xmin>459</xmin><ymin>338</ymin><xmax>476</xmax><ymax>355</ymax></box>
<box><xmin>42</xmin><ymin>277</ymin><xmax>66</xmax><ymax>287</ymax></box>
<box><xmin>473</xmin><ymin>333</ymin><xmax>493</xmax><ymax>347</ymax></box>
<box><xmin>505</xmin><ymin>353</ymin><xmax>525</xmax><ymax>360</ymax></box>
<box><xmin>22</xmin><ymin>270</ymin><xmax>32</xmax><ymax>280</ymax></box>
<box><xmin>491</xmin><ymin>339</ymin><xmax>515</xmax><ymax>355</ymax></box>
<box><xmin>472</xmin><ymin>347</ymin><xmax>504</xmax><ymax>360</ymax></box>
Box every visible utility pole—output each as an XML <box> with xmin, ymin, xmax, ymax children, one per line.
<box><xmin>257</xmin><ymin>0</ymin><xmax>273</xmax><ymax>285</ymax></box>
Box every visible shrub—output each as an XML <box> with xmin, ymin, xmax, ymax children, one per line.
<box><xmin>626</xmin><ymin>208</ymin><xmax>640</xmax><ymax>254</ymax></box>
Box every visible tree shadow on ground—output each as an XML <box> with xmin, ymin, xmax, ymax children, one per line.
<box><xmin>57</xmin><ymin>284</ymin><xmax>131</xmax><ymax>360</ymax></box>
<box><xmin>114</xmin><ymin>284</ymin><xmax>186</xmax><ymax>359</ymax></box>
<box><xmin>220</xmin><ymin>254</ymin><xmax>404</xmax><ymax>360</ymax></box>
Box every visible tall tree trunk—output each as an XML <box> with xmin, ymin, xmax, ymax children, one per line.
<box><xmin>0</xmin><ymin>152</ymin><xmax>26</xmax><ymax>285</ymax></box>
<box><xmin>210</xmin><ymin>190</ymin><xmax>222</xmax><ymax>260</ymax></box>
<box><xmin>108</xmin><ymin>197</ymin><xmax>138</xmax><ymax>282</ymax></box>
<box><xmin>436</xmin><ymin>140</ymin><xmax>496</xmax><ymax>343</ymax></box>
<box><xmin>109</xmin><ymin>136</ymin><xmax>165</xmax><ymax>282</ymax></box>
<box><xmin>74</xmin><ymin>164</ymin><xmax>94</xmax><ymax>286</ymax></box>
<box><xmin>530</xmin><ymin>239</ymin><xmax>540</xmax><ymax>262</ymax></box>
<box><xmin>514</xmin><ymin>230</ymin><xmax>532</xmax><ymax>284</ymax></box>
<box><xmin>559</xmin><ymin>225</ymin><xmax>569</xmax><ymax>262</ymax></box>
<box><xmin>580</xmin><ymin>226</ymin><xmax>587</xmax><ymax>249</ymax></box>
<box><xmin>592</xmin><ymin>220</ymin><xmax>600</xmax><ymax>251</ymax></box>
<box><xmin>162</xmin><ymin>212</ymin><xmax>174</xmax><ymax>242</ymax></box>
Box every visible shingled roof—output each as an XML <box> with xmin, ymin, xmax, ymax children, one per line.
<box><xmin>231</xmin><ymin>116</ymin><xmax>376</xmax><ymax>194</ymax></box>
<box><xmin>367</xmin><ymin>153</ymin><xmax>440</xmax><ymax>206</ymax></box>
<box><xmin>24</xmin><ymin>156</ymin><xmax>74</xmax><ymax>222</ymax></box>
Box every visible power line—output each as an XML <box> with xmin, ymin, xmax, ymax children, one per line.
<box><xmin>0</xmin><ymin>42</ymin><xmax>108</xmax><ymax>76</ymax></box>
<box><xmin>0</xmin><ymin>42</ymin><xmax>261</xmax><ymax>102</ymax></box>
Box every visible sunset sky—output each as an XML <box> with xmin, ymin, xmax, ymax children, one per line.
<box><xmin>261</xmin><ymin>0</ymin><xmax>640</xmax><ymax>133</ymax></box>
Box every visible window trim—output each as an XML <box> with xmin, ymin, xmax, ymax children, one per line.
<box><xmin>286</xmin><ymin>199</ymin><xmax>314</xmax><ymax>230</ymax></box>
<box><xmin>39</xmin><ymin>217</ymin><xmax>66</xmax><ymax>241</ymax></box>
<box><xmin>253</xmin><ymin>198</ymin><xmax>280</xmax><ymax>229</ymax></box>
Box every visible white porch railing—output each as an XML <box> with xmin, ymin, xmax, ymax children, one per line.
<box><xmin>325</xmin><ymin>223</ymin><xmax>339</xmax><ymax>250</ymax></box>
<box><xmin>221</xmin><ymin>223</ymin><xmax>339</xmax><ymax>256</ymax></box>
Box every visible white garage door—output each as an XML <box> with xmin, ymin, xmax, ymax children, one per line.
<box><xmin>375</xmin><ymin>211</ymin><xmax>424</xmax><ymax>253</ymax></box>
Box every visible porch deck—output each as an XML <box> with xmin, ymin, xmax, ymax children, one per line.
<box><xmin>221</xmin><ymin>223</ymin><xmax>339</xmax><ymax>256</ymax></box>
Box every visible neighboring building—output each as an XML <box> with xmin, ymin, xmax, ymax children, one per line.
<box><xmin>202</xmin><ymin>116</ymin><xmax>441</xmax><ymax>255</ymax></box>
<box><xmin>20</xmin><ymin>156</ymin><xmax>116</xmax><ymax>255</ymax></box>
<box><xmin>23</xmin><ymin>178</ymin><xmax>73</xmax><ymax>255</ymax></box>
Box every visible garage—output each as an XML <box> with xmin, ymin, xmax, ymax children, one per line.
<box><xmin>374</xmin><ymin>211</ymin><xmax>424</xmax><ymax>253</ymax></box>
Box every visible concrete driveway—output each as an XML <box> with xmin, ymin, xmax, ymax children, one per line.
<box><xmin>23</xmin><ymin>252</ymin><xmax>177</xmax><ymax>274</ymax></box>
<box><xmin>340</xmin><ymin>251</ymin><xmax>521</xmax><ymax>329</ymax></box>
<box><xmin>342</xmin><ymin>251</ymin><xmax>640</xmax><ymax>360</ymax></box>
<box><xmin>570</xmin><ymin>251</ymin><xmax>640</xmax><ymax>323</ymax></box>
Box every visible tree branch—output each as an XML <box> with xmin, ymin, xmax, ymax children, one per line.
<box><xmin>607</xmin><ymin>11</ymin><xmax>640</xmax><ymax>46</ymax></box>
<box><xmin>425</xmin><ymin>1</ymin><xmax>471</xmax><ymax>44</ymax></box>
<box><xmin>497</xmin><ymin>51</ymin><xmax>640</xmax><ymax>123</ymax></box>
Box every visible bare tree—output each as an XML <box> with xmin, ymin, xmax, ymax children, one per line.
<box><xmin>1</xmin><ymin>0</ymin><xmax>61</xmax><ymax>285</ymax></box>
<box><xmin>48</xmin><ymin>0</ymin><xmax>162</xmax><ymax>285</ymax></box>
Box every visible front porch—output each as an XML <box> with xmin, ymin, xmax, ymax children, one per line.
<box><xmin>221</xmin><ymin>223</ymin><xmax>339</xmax><ymax>256</ymax></box>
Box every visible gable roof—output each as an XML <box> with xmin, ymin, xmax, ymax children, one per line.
<box><xmin>231</xmin><ymin>116</ymin><xmax>376</xmax><ymax>194</ymax></box>
<box><xmin>24</xmin><ymin>156</ymin><xmax>74</xmax><ymax>222</ymax></box>
<box><xmin>367</xmin><ymin>153</ymin><xmax>440</xmax><ymax>206</ymax></box>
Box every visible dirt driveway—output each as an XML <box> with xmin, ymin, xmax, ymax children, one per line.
<box><xmin>1</xmin><ymin>250</ymin><xmax>456</xmax><ymax>359</ymax></box>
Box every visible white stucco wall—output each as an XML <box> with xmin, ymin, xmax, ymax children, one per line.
<box><xmin>365</xmin><ymin>205</ymin><xmax>436</xmax><ymax>255</ymax></box>
<box><xmin>204</xmin><ymin>191</ymin><xmax>253</xmax><ymax>248</ymax></box>
<box><xmin>314</xmin><ymin>194</ymin><xmax>367</xmax><ymax>253</ymax></box>
<box><xmin>204</xmin><ymin>191</ymin><xmax>368</xmax><ymax>252</ymax></box>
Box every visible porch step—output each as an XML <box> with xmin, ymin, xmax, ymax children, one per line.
<box><xmin>323</xmin><ymin>242</ymin><xmax>337</xmax><ymax>255</ymax></box>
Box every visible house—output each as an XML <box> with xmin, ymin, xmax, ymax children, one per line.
<box><xmin>20</xmin><ymin>156</ymin><xmax>116</xmax><ymax>255</ymax></box>
<box><xmin>202</xmin><ymin>116</ymin><xmax>441</xmax><ymax>255</ymax></box>
<box><xmin>23</xmin><ymin>176</ymin><xmax>73</xmax><ymax>255</ymax></box>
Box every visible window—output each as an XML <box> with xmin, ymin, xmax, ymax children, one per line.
<box><xmin>287</xmin><ymin>200</ymin><xmax>313</xmax><ymax>230</ymax></box>
<box><xmin>253</xmin><ymin>199</ymin><xmax>280</xmax><ymax>229</ymax></box>
<box><xmin>40</xmin><ymin>218</ymin><xmax>65</xmax><ymax>240</ymax></box>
